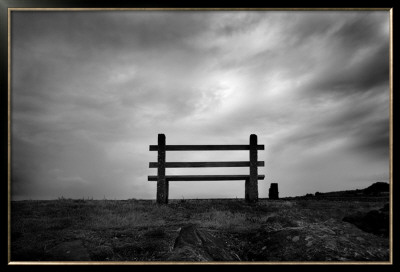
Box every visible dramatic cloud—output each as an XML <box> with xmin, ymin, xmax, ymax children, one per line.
<box><xmin>11</xmin><ymin>10</ymin><xmax>390</xmax><ymax>200</ymax></box>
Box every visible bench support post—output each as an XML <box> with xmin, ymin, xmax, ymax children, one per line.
<box><xmin>245</xmin><ymin>178</ymin><xmax>250</xmax><ymax>202</ymax></box>
<box><xmin>246</xmin><ymin>134</ymin><xmax>259</xmax><ymax>203</ymax></box>
<box><xmin>156</xmin><ymin>134</ymin><xmax>168</xmax><ymax>204</ymax></box>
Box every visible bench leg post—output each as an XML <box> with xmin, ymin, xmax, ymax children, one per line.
<box><xmin>248</xmin><ymin>134</ymin><xmax>259</xmax><ymax>203</ymax></box>
<box><xmin>156</xmin><ymin>134</ymin><xmax>168</xmax><ymax>204</ymax></box>
<box><xmin>245</xmin><ymin>178</ymin><xmax>250</xmax><ymax>202</ymax></box>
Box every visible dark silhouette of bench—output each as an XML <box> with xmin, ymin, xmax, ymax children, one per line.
<box><xmin>148</xmin><ymin>134</ymin><xmax>265</xmax><ymax>204</ymax></box>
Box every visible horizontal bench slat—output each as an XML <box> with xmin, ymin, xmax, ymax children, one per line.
<box><xmin>148</xmin><ymin>175</ymin><xmax>265</xmax><ymax>181</ymax></box>
<box><xmin>149</xmin><ymin>145</ymin><xmax>265</xmax><ymax>151</ymax></box>
<box><xmin>149</xmin><ymin>161</ymin><xmax>265</xmax><ymax>168</ymax></box>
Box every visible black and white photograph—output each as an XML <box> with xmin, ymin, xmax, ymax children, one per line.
<box><xmin>8</xmin><ymin>7</ymin><xmax>392</xmax><ymax>264</ymax></box>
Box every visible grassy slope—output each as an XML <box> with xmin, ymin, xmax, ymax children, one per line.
<box><xmin>10</xmin><ymin>198</ymin><xmax>390</xmax><ymax>262</ymax></box>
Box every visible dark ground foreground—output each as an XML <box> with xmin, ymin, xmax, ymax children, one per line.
<box><xmin>10</xmin><ymin>197</ymin><xmax>390</xmax><ymax>263</ymax></box>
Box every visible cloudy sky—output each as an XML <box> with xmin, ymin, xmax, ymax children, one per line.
<box><xmin>11</xmin><ymin>10</ymin><xmax>390</xmax><ymax>200</ymax></box>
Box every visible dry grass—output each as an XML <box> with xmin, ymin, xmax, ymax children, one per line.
<box><xmin>10</xmin><ymin>198</ymin><xmax>389</xmax><ymax>262</ymax></box>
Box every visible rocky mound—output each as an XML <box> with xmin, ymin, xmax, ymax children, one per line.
<box><xmin>363</xmin><ymin>182</ymin><xmax>389</xmax><ymax>195</ymax></box>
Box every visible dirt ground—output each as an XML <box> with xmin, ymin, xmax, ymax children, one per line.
<box><xmin>10</xmin><ymin>197</ymin><xmax>390</xmax><ymax>263</ymax></box>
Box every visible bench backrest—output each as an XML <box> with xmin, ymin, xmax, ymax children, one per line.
<box><xmin>148</xmin><ymin>134</ymin><xmax>265</xmax><ymax>204</ymax></box>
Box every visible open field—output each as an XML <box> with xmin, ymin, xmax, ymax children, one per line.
<box><xmin>10</xmin><ymin>197</ymin><xmax>390</xmax><ymax>262</ymax></box>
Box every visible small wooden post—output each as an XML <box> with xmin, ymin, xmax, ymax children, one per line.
<box><xmin>156</xmin><ymin>134</ymin><xmax>168</xmax><ymax>204</ymax></box>
<box><xmin>269</xmin><ymin>183</ymin><xmax>279</xmax><ymax>199</ymax></box>
<box><xmin>247</xmin><ymin>134</ymin><xmax>259</xmax><ymax>203</ymax></box>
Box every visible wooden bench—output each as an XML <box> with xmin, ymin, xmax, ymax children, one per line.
<box><xmin>148</xmin><ymin>134</ymin><xmax>265</xmax><ymax>204</ymax></box>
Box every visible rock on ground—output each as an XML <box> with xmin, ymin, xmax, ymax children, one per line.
<box><xmin>167</xmin><ymin>225</ymin><xmax>240</xmax><ymax>262</ymax></box>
